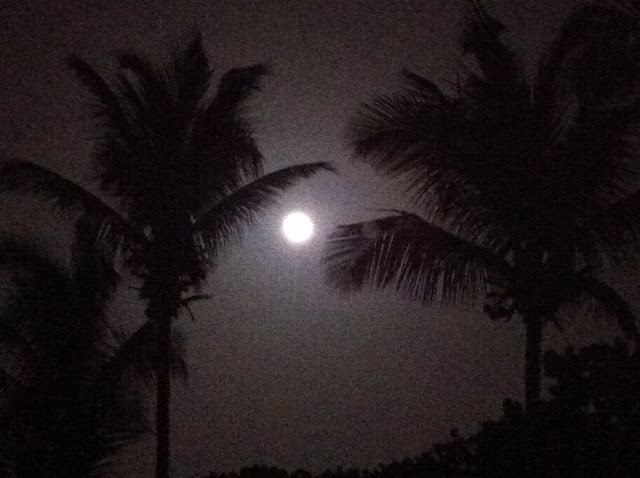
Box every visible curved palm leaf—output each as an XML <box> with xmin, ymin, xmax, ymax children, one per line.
<box><xmin>347</xmin><ymin>71</ymin><xmax>461</xmax><ymax>184</ymax></box>
<box><xmin>0</xmin><ymin>240</ymin><xmax>66</xmax><ymax>385</ymax></box>
<box><xmin>71</xmin><ymin>214</ymin><xmax>121</xmax><ymax>326</ymax></box>
<box><xmin>577</xmin><ymin>275</ymin><xmax>639</xmax><ymax>340</ymax></box>
<box><xmin>68</xmin><ymin>55</ymin><xmax>136</xmax><ymax>146</ymax></box>
<box><xmin>0</xmin><ymin>239</ymin><xmax>81</xmax><ymax>382</ymax></box>
<box><xmin>183</xmin><ymin>64</ymin><xmax>271</xmax><ymax>206</ymax></box>
<box><xmin>195</xmin><ymin>162</ymin><xmax>335</xmax><ymax>253</ymax></box>
<box><xmin>461</xmin><ymin>0</ymin><xmax>527</xmax><ymax>100</ymax></box>
<box><xmin>325</xmin><ymin>212</ymin><xmax>509</xmax><ymax>303</ymax></box>
<box><xmin>101</xmin><ymin>320</ymin><xmax>188</xmax><ymax>387</ymax></box>
<box><xmin>576</xmin><ymin>187</ymin><xmax>640</xmax><ymax>268</ymax></box>
<box><xmin>171</xmin><ymin>31</ymin><xmax>211</xmax><ymax>109</ymax></box>
<box><xmin>559</xmin><ymin>1</ymin><xmax>640</xmax><ymax>106</ymax></box>
<box><xmin>0</xmin><ymin>159</ymin><xmax>137</xmax><ymax>249</ymax></box>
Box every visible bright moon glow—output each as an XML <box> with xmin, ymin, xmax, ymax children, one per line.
<box><xmin>282</xmin><ymin>212</ymin><xmax>314</xmax><ymax>243</ymax></box>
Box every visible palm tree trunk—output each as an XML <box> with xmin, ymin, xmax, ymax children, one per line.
<box><xmin>146</xmin><ymin>272</ymin><xmax>180</xmax><ymax>478</ymax></box>
<box><xmin>149</xmin><ymin>217</ymin><xmax>190</xmax><ymax>478</ymax></box>
<box><xmin>156</xmin><ymin>306</ymin><xmax>172</xmax><ymax>478</ymax></box>
<box><xmin>524</xmin><ymin>313</ymin><xmax>543</xmax><ymax>411</ymax></box>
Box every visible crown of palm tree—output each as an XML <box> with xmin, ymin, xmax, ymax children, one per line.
<box><xmin>1</xmin><ymin>32</ymin><xmax>333</xmax><ymax>291</ymax></box>
<box><xmin>327</xmin><ymin>2</ymin><xmax>640</xmax><ymax>316</ymax></box>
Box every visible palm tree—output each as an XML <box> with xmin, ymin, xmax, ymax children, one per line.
<box><xmin>0</xmin><ymin>33</ymin><xmax>332</xmax><ymax>477</ymax></box>
<box><xmin>0</xmin><ymin>223</ymin><xmax>184</xmax><ymax>477</ymax></box>
<box><xmin>325</xmin><ymin>1</ymin><xmax>640</xmax><ymax>410</ymax></box>
<box><xmin>548</xmin><ymin>0</ymin><xmax>640</xmax><ymax>111</ymax></box>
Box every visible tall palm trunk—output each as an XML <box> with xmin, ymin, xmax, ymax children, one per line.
<box><xmin>524</xmin><ymin>313</ymin><xmax>543</xmax><ymax>410</ymax></box>
<box><xmin>155</xmin><ymin>306</ymin><xmax>172</xmax><ymax>478</ymax></box>
<box><xmin>147</xmin><ymin>218</ymin><xmax>186</xmax><ymax>478</ymax></box>
<box><xmin>146</xmin><ymin>269</ymin><xmax>180</xmax><ymax>478</ymax></box>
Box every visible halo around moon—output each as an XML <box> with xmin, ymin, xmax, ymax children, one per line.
<box><xmin>282</xmin><ymin>212</ymin><xmax>314</xmax><ymax>243</ymax></box>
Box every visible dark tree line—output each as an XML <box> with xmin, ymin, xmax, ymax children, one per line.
<box><xmin>205</xmin><ymin>342</ymin><xmax>640</xmax><ymax>478</ymax></box>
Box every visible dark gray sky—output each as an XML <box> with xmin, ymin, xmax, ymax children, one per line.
<box><xmin>1</xmin><ymin>0</ymin><xmax>631</xmax><ymax>477</ymax></box>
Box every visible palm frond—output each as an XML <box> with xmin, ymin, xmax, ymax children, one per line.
<box><xmin>0</xmin><ymin>159</ymin><xmax>123</xmax><ymax>218</ymax></box>
<box><xmin>192</xmin><ymin>64</ymin><xmax>269</xmax><ymax>181</ymax></box>
<box><xmin>401</xmin><ymin>69</ymin><xmax>449</xmax><ymax>102</ymax></box>
<box><xmin>118</xmin><ymin>53</ymin><xmax>169</xmax><ymax>105</ymax></box>
<box><xmin>0</xmin><ymin>235</ymin><xmax>150</xmax><ymax>476</ymax></box>
<box><xmin>602</xmin><ymin>0</ymin><xmax>640</xmax><ymax>17</ymax></box>
<box><xmin>213</xmin><ymin>64</ymin><xmax>269</xmax><ymax>112</ymax></box>
<box><xmin>579</xmin><ymin>276</ymin><xmax>639</xmax><ymax>341</ymax></box>
<box><xmin>0</xmin><ymin>364</ymin><xmax>21</xmax><ymax>399</ymax></box>
<box><xmin>575</xmin><ymin>186</ymin><xmax>640</xmax><ymax>269</ymax></box>
<box><xmin>348</xmin><ymin>71</ymin><xmax>455</xmax><ymax>168</ymax></box>
<box><xmin>116</xmin><ymin>53</ymin><xmax>176</xmax><ymax>149</ymax></box>
<box><xmin>558</xmin><ymin>1</ymin><xmax>640</xmax><ymax>107</ymax></box>
<box><xmin>195</xmin><ymin>162</ymin><xmax>335</xmax><ymax>253</ymax></box>
<box><xmin>325</xmin><ymin>212</ymin><xmax>509</xmax><ymax>303</ymax></box>
<box><xmin>347</xmin><ymin>73</ymin><xmax>480</xmax><ymax>211</ymax></box>
<box><xmin>68</xmin><ymin>55</ymin><xmax>135</xmax><ymax>145</ymax></box>
<box><xmin>179</xmin><ymin>293</ymin><xmax>211</xmax><ymax>322</ymax></box>
<box><xmin>0</xmin><ymin>283</ymin><xmax>38</xmax><ymax>385</ymax></box>
<box><xmin>1</xmin><ymin>159</ymin><xmax>97</xmax><ymax>210</ymax></box>
<box><xmin>0</xmin><ymin>238</ymin><xmax>54</xmax><ymax>272</ymax></box>
<box><xmin>84</xmin><ymin>430</ymin><xmax>146</xmax><ymax>478</ymax></box>
<box><xmin>171</xmin><ymin>30</ymin><xmax>211</xmax><ymax>111</ymax></box>
<box><xmin>100</xmin><ymin>320</ymin><xmax>188</xmax><ymax>388</ymax></box>
<box><xmin>544</xmin><ymin>2</ymin><xmax>640</xmax><ymax>226</ymax></box>
<box><xmin>183</xmin><ymin>114</ymin><xmax>266</xmax><ymax>212</ymax></box>
<box><xmin>0</xmin><ymin>159</ymin><xmax>140</xmax><ymax>251</ymax></box>
<box><xmin>461</xmin><ymin>0</ymin><xmax>527</xmax><ymax>103</ymax></box>
<box><xmin>0</xmin><ymin>239</ymin><xmax>71</xmax><ymax>383</ymax></box>
<box><xmin>104</xmin><ymin>53</ymin><xmax>177</xmax><ymax>200</ymax></box>
<box><xmin>100</xmin><ymin>321</ymin><xmax>157</xmax><ymax>386</ymax></box>
<box><xmin>70</xmin><ymin>216</ymin><xmax>121</xmax><ymax>332</ymax></box>
<box><xmin>463</xmin><ymin>1</ymin><xmax>506</xmax><ymax>56</ymax></box>
<box><xmin>0</xmin><ymin>321</ymin><xmax>36</xmax><ymax>387</ymax></box>
<box><xmin>348</xmin><ymin>73</ymin><xmax>526</xmax><ymax>247</ymax></box>
<box><xmin>550</xmin><ymin>4</ymin><xmax>640</xmax><ymax>208</ymax></box>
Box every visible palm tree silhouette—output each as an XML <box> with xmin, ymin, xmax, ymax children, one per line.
<box><xmin>551</xmin><ymin>0</ymin><xmax>640</xmax><ymax>110</ymax></box>
<box><xmin>0</xmin><ymin>222</ymin><xmax>185</xmax><ymax>477</ymax></box>
<box><xmin>325</xmin><ymin>2</ymin><xmax>640</xmax><ymax>410</ymax></box>
<box><xmin>0</xmin><ymin>32</ymin><xmax>332</xmax><ymax>477</ymax></box>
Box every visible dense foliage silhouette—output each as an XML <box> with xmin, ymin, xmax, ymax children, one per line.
<box><xmin>0</xmin><ymin>226</ymin><xmax>186</xmax><ymax>477</ymax></box>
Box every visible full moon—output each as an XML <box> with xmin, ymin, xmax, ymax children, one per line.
<box><xmin>282</xmin><ymin>212</ymin><xmax>314</xmax><ymax>243</ymax></box>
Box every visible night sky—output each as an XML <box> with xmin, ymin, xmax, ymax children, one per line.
<box><xmin>0</xmin><ymin>1</ymin><xmax>633</xmax><ymax>476</ymax></box>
